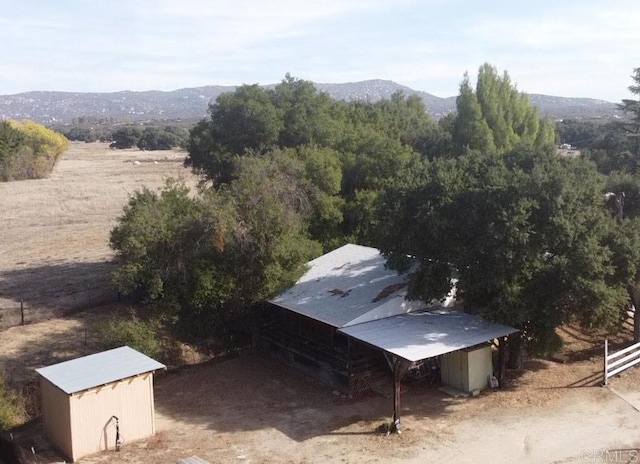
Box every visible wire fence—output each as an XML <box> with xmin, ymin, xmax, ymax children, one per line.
<box><xmin>0</xmin><ymin>288</ymin><xmax>120</xmax><ymax>330</ymax></box>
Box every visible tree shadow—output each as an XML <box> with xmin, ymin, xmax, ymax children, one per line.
<box><xmin>0</xmin><ymin>262</ymin><xmax>119</xmax><ymax>328</ymax></box>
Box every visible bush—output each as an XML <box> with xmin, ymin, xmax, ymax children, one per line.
<box><xmin>0</xmin><ymin>375</ymin><xmax>24</xmax><ymax>430</ymax></box>
<box><xmin>0</xmin><ymin>119</ymin><xmax>68</xmax><ymax>181</ymax></box>
<box><xmin>95</xmin><ymin>310</ymin><xmax>164</xmax><ymax>359</ymax></box>
<box><xmin>110</xmin><ymin>127</ymin><xmax>143</xmax><ymax>149</ymax></box>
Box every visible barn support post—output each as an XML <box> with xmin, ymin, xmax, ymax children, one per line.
<box><xmin>498</xmin><ymin>336</ymin><xmax>507</xmax><ymax>388</ymax></box>
<box><xmin>384</xmin><ymin>352</ymin><xmax>410</xmax><ymax>433</ymax></box>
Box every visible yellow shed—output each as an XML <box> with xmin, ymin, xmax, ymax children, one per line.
<box><xmin>35</xmin><ymin>346</ymin><xmax>165</xmax><ymax>462</ymax></box>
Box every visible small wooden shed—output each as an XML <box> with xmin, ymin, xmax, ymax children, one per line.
<box><xmin>35</xmin><ymin>346</ymin><xmax>165</xmax><ymax>462</ymax></box>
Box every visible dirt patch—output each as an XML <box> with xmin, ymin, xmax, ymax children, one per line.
<box><xmin>5</xmin><ymin>313</ymin><xmax>640</xmax><ymax>464</ymax></box>
<box><xmin>0</xmin><ymin>142</ymin><xmax>196</xmax><ymax>327</ymax></box>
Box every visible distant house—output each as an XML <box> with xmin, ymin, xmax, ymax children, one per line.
<box><xmin>256</xmin><ymin>244</ymin><xmax>517</xmax><ymax>400</ymax></box>
<box><xmin>35</xmin><ymin>346</ymin><xmax>165</xmax><ymax>462</ymax></box>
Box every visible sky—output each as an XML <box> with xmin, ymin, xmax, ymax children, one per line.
<box><xmin>1</xmin><ymin>0</ymin><xmax>638</xmax><ymax>102</ymax></box>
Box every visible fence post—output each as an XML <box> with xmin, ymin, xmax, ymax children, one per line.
<box><xmin>603</xmin><ymin>338</ymin><xmax>608</xmax><ymax>386</ymax></box>
<box><xmin>20</xmin><ymin>299</ymin><xmax>24</xmax><ymax>326</ymax></box>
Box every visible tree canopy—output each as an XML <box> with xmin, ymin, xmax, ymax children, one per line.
<box><xmin>184</xmin><ymin>75</ymin><xmax>444</xmax><ymax>248</ymax></box>
<box><xmin>111</xmin><ymin>66</ymin><xmax>640</xmax><ymax>359</ymax></box>
<box><xmin>110</xmin><ymin>162</ymin><xmax>321</xmax><ymax>340</ymax></box>
<box><xmin>376</xmin><ymin>148</ymin><xmax>627</xmax><ymax>356</ymax></box>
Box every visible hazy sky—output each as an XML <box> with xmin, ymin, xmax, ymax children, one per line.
<box><xmin>1</xmin><ymin>0</ymin><xmax>638</xmax><ymax>101</ymax></box>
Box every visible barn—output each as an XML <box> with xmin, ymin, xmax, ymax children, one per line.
<box><xmin>257</xmin><ymin>244</ymin><xmax>517</xmax><ymax>423</ymax></box>
<box><xmin>35</xmin><ymin>346</ymin><xmax>165</xmax><ymax>462</ymax></box>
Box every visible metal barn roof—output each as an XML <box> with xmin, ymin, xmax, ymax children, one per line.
<box><xmin>339</xmin><ymin>309</ymin><xmax>518</xmax><ymax>362</ymax></box>
<box><xmin>35</xmin><ymin>346</ymin><xmax>166</xmax><ymax>395</ymax></box>
<box><xmin>269</xmin><ymin>244</ymin><xmax>455</xmax><ymax>328</ymax></box>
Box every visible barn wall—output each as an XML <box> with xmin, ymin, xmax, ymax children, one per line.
<box><xmin>68</xmin><ymin>373</ymin><xmax>155</xmax><ymax>461</ymax></box>
<box><xmin>40</xmin><ymin>377</ymin><xmax>72</xmax><ymax>460</ymax></box>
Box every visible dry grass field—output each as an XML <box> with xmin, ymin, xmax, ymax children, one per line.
<box><xmin>0</xmin><ymin>142</ymin><xmax>196</xmax><ymax>327</ymax></box>
<box><xmin>3</xmin><ymin>142</ymin><xmax>640</xmax><ymax>463</ymax></box>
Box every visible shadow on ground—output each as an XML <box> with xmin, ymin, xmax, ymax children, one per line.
<box><xmin>0</xmin><ymin>261</ymin><xmax>118</xmax><ymax>328</ymax></box>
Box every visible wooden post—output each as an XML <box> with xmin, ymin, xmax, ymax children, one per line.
<box><xmin>393</xmin><ymin>360</ymin><xmax>401</xmax><ymax>426</ymax></box>
<box><xmin>603</xmin><ymin>338</ymin><xmax>609</xmax><ymax>386</ymax></box>
<box><xmin>498</xmin><ymin>336</ymin><xmax>507</xmax><ymax>388</ymax></box>
<box><xmin>20</xmin><ymin>299</ymin><xmax>24</xmax><ymax>325</ymax></box>
<box><xmin>385</xmin><ymin>356</ymin><xmax>410</xmax><ymax>434</ymax></box>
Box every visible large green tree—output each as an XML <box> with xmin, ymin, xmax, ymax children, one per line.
<box><xmin>376</xmin><ymin>147</ymin><xmax>627</xmax><ymax>362</ymax></box>
<box><xmin>110</xmin><ymin>159</ymin><xmax>321</xmax><ymax>340</ymax></box>
<box><xmin>185</xmin><ymin>84</ymin><xmax>283</xmax><ymax>184</ymax></box>
<box><xmin>271</xmin><ymin>74</ymin><xmax>340</xmax><ymax>148</ymax></box>
<box><xmin>452</xmin><ymin>64</ymin><xmax>555</xmax><ymax>154</ymax></box>
<box><xmin>184</xmin><ymin>75</ymin><xmax>434</xmax><ymax>248</ymax></box>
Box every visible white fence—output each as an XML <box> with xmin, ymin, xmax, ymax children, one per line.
<box><xmin>603</xmin><ymin>338</ymin><xmax>640</xmax><ymax>385</ymax></box>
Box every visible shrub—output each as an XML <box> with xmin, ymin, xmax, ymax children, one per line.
<box><xmin>0</xmin><ymin>375</ymin><xmax>24</xmax><ymax>430</ymax></box>
<box><xmin>95</xmin><ymin>310</ymin><xmax>164</xmax><ymax>359</ymax></box>
<box><xmin>0</xmin><ymin>119</ymin><xmax>68</xmax><ymax>181</ymax></box>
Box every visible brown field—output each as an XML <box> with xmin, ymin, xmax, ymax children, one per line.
<box><xmin>2</xmin><ymin>143</ymin><xmax>640</xmax><ymax>463</ymax></box>
<box><xmin>0</xmin><ymin>142</ymin><xmax>196</xmax><ymax>327</ymax></box>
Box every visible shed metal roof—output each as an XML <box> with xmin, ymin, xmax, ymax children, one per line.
<box><xmin>35</xmin><ymin>346</ymin><xmax>166</xmax><ymax>395</ymax></box>
<box><xmin>269</xmin><ymin>244</ymin><xmax>454</xmax><ymax>328</ymax></box>
<box><xmin>339</xmin><ymin>309</ymin><xmax>518</xmax><ymax>362</ymax></box>
<box><xmin>177</xmin><ymin>457</ymin><xmax>210</xmax><ymax>464</ymax></box>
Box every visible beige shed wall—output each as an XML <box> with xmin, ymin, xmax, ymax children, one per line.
<box><xmin>440</xmin><ymin>344</ymin><xmax>493</xmax><ymax>393</ymax></box>
<box><xmin>40</xmin><ymin>378</ymin><xmax>72</xmax><ymax>459</ymax></box>
<box><xmin>68</xmin><ymin>373</ymin><xmax>155</xmax><ymax>461</ymax></box>
<box><xmin>466</xmin><ymin>345</ymin><xmax>492</xmax><ymax>392</ymax></box>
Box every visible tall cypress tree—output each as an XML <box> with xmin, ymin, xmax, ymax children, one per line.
<box><xmin>452</xmin><ymin>64</ymin><xmax>555</xmax><ymax>155</ymax></box>
<box><xmin>618</xmin><ymin>68</ymin><xmax>640</xmax><ymax>162</ymax></box>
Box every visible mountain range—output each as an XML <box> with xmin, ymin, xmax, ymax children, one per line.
<box><xmin>0</xmin><ymin>80</ymin><xmax>622</xmax><ymax>124</ymax></box>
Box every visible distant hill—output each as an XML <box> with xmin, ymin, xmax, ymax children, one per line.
<box><xmin>0</xmin><ymin>79</ymin><xmax>622</xmax><ymax>124</ymax></box>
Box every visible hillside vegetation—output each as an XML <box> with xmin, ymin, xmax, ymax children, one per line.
<box><xmin>0</xmin><ymin>79</ymin><xmax>622</xmax><ymax>125</ymax></box>
<box><xmin>109</xmin><ymin>64</ymin><xmax>635</xmax><ymax>366</ymax></box>
<box><xmin>0</xmin><ymin>119</ymin><xmax>68</xmax><ymax>181</ymax></box>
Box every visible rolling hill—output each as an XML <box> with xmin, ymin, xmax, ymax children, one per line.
<box><xmin>0</xmin><ymin>79</ymin><xmax>621</xmax><ymax>124</ymax></box>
